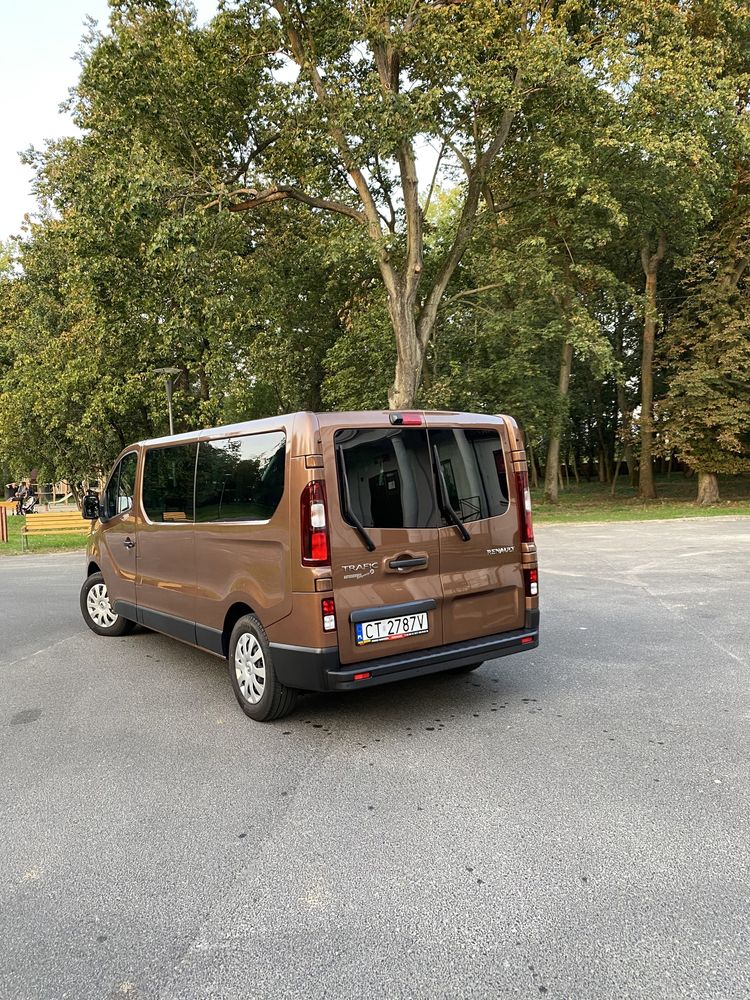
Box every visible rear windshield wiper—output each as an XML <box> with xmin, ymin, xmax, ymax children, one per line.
<box><xmin>433</xmin><ymin>445</ymin><xmax>471</xmax><ymax>542</ymax></box>
<box><xmin>336</xmin><ymin>446</ymin><xmax>376</xmax><ymax>552</ymax></box>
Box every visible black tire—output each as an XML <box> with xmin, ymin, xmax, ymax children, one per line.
<box><xmin>228</xmin><ymin>614</ymin><xmax>297</xmax><ymax>722</ymax></box>
<box><xmin>80</xmin><ymin>572</ymin><xmax>135</xmax><ymax>637</ymax></box>
<box><xmin>452</xmin><ymin>661</ymin><xmax>484</xmax><ymax>673</ymax></box>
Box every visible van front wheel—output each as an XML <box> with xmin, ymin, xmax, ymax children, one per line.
<box><xmin>228</xmin><ymin>615</ymin><xmax>297</xmax><ymax>722</ymax></box>
<box><xmin>80</xmin><ymin>573</ymin><xmax>135</xmax><ymax>637</ymax></box>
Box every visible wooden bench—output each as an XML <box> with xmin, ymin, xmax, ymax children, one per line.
<box><xmin>21</xmin><ymin>511</ymin><xmax>92</xmax><ymax>551</ymax></box>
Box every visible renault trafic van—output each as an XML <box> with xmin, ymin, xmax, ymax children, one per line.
<box><xmin>81</xmin><ymin>411</ymin><xmax>539</xmax><ymax>721</ymax></box>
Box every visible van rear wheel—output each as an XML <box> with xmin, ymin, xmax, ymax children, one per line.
<box><xmin>228</xmin><ymin>614</ymin><xmax>297</xmax><ymax>722</ymax></box>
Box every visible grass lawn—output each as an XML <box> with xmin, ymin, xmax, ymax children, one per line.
<box><xmin>0</xmin><ymin>514</ymin><xmax>89</xmax><ymax>556</ymax></box>
<box><xmin>1</xmin><ymin>474</ymin><xmax>748</xmax><ymax>553</ymax></box>
<box><xmin>532</xmin><ymin>473</ymin><xmax>750</xmax><ymax>524</ymax></box>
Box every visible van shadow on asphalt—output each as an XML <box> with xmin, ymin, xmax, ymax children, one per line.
<box><xmin>122</xmin><ymin>626</ymin><xmax>541</xmax><ymax>739</ymax></box>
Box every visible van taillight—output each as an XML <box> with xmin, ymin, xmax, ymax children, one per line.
<box><xmin>301</xmin><ymin>480</ymin><xmax>330</xmax><ymax>566</ymax></box>
<box><xmin>524</xmin><ymin>568</ymin><xmax>539</xmax><ymax>597</ymax></box>
<box><xmin>515</xmin><ymin>470</ymin><xmax>534</xmax><ymax>543</ymax></box>
<box><xmin>389</xmin><ymin>412</ymin><xmax>423</xmax><ymax>426</ymax></box>
<box><xmin>321</xmin><ymin>597</ymin><xmax>336</xmax><ymax>632</ymax></box>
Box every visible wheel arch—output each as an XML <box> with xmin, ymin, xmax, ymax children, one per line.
<box><xmin>222</xmin><ymin>602</ymin><xmax>255</xmax><ymax>657</ymax></box>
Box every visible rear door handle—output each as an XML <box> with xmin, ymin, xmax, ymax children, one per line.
<box><xmin>123</xmin><ymin>538</ymin><xmax>136</xmax><ymax>549</ymax></box>
<box><xmin>388</xmin><ymin>556</ymin><xmax>428</xmax><ymax>571</ymax></box>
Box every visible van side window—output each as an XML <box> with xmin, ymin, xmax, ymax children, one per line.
<box><xmin>195</xmin><ymin>431</ymin><xmax>286</xmax><ymax>522</ymax></box>
<box><xmin>335</xmin><ymin>428</ymin><xmax>439</xmax><ymax>529</ymax></box>
<box><xmin>102</xmin><ymin>452</ymin><xmax>138</xmax><ymax>519</ymax></box>
<box><xmin>430</xmin><ymin>428</ymin><xmax>509</xmax><ymax>522</ymax></box>
<box><xmin>142</xmin><ymin>444</ymin><xmax>197</xmax><ymax>523</ymax></box>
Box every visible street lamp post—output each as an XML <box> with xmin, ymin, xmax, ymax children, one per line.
<box><xmin>153</xmin><ymin>367</ymin><xmax>181</xmax><ymax>436</ymax></box>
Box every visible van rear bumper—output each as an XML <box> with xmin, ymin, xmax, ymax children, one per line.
<box><xmin>271</xmin><ymin>611</ymin><xmax>539</xmax><ymax>693</ymax></box>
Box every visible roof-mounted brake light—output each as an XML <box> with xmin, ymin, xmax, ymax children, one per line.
<box><xmin>389</xmin><ymin>412</ymin><xmax>423</xmax><ymax>426</ymax></box>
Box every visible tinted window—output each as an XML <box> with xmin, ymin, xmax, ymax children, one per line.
<box><xmin>431</xmin><ymin>428</ymin><xmax>509</xmax><ymax>522</ymax></box>
<box><xmin>103</xmin><ymin>453</ymin><xmax>138</xmax><ymax>519</ymax></box>
<box><xmin>142</xmin><ymin>444</ymin><xmax>196</xmax><ymax>522</ymax></box>
<box><xmin>335</xmin><ymin>428</ymin><xmax>439</xmax><ymax>529</ymax></box>
<box><xmin>195</xmin><ymin>432</ymin><xmax>286</xmax><ymax>522</ymax></box>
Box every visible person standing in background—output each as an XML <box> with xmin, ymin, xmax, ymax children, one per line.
<box><xmin>15</xmin><ymin>482</ymin><xmax>28</xmax><ymax>516</ymax></box>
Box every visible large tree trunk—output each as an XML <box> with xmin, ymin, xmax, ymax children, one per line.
<box><xmin>544</xmin><ymin>341</ymin><xmax>574</xmax><ymax>503</ymax></box>
<box><xmin>528</xmin><ymin>443</ymin><xmax>539</xmax><ymax>489</ymax></box>
<box><xmin>696</xmin><ymin>471</ymin><xmax>720</xmax><ymax>505</ymax></box>
<box><xmin>639</xmin><ymin>235</ymin><xmax>666</xmax><ymax>500</ymax></box>
<box><xmin>387</xmin><ymin>294</ymin><xmax>425</xmax><ymax>409</ymax></box>
<box><xmin>614</xmin><ymin>318</ymin><xmax>635</xmax><ymax>478</ymax></box>
<box><xmin>597</xmin><ymin>446</ymin><xmax>609</xmax><ymax>483</ymax></box>
<box><xmin>617</xmin><ymin>377</ymin><xmax>635</xmax><ymax>477</ymax></box>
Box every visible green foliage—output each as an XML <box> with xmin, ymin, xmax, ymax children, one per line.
<box><xmin>321</xmin><ymin>296</ymin><xmax>395</xmax><ymax>410</ymax></box>
<box><xmin>661</xmin><ymin>191</ymin><xmax>750</xmax><ymax>475</ymax></box>
<box><xmin>0</xmin><ymin>0</ymin><xmax>748</xmax><ymax>510</ymax></box>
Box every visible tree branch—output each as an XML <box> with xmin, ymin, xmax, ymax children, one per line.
<box><xmin>730</xmin><ymin>257</ymin><xmax>748</xmax><ymax>288</ymax></box>
<box><xmin>397</xmin><ymin>137</ymin><xmax>423</xmax><ymax>299</ymax></box>
<box><xmin>415</xmin><ymin>76</ymin><xmax>522</xmax><ymax>348</ymax></box>
<box><xmin>641</xmin><ymin>231</ymin><xmax>667</xmax><ymax>275</ymax></box>
<box><xmin>440</xmin><ymin>135</ymin><xmax>472</xmax><ymax>177</ymax></box>
<box><xmin>422</xmin><ymin>141</ymin><xmax>446</xmax><ymax>218</ymax></box>
<box><xmin>273</xmin><ymin>0</ymin><xmax>384</xmax><ymax>242</ymax></box>
<box><xmin>448</xmin><ymin>282</ymin><xmax>506</xmax><ymax>302</ymax></box>
<box><xmin>371</xmin><ymin>154</ymin><xmax>397</xmax><ymax>232</ymax></box>
<box><xmin>416</xmin><ymin>174</ymin><xmax>483</xmax><ymax>347</ymax></box>
<box><xmin>213</xmin><ymin>185</ymin><xmax>367</xmax><ymax>223</ymax></box>
<box><xmin>478</xmin><ymin>70</ymin><xmax>522</xmax><ymax>174</ymax></box>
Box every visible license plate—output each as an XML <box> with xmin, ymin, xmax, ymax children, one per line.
<box><xmin>355</xmin><ymin>612</ymin><xmax>429</xmax><ymax>645</ymax></box>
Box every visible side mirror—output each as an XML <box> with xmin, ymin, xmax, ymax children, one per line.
<box><xmin>82</xmin><ymin>493</ymin><xmax>101</xmax><ymax>521</ymax></box>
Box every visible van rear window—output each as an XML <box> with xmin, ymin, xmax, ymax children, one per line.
<box><xmin>335</xmin><ymin>428</ymin><xmax>439</xmax><ymax>529</ymax></box>
<box><xmin>335</xmin><ymin>426</ymin><xmax>509</xmax><ymax>530</ymax></box>
<box><xmin>430</xmin><ymin>428</ymin><xmax>509</xmax><ymax>522</ymax></box>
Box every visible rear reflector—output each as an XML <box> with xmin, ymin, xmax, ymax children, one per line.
<box><xmin>515</xmin><ymin>470</ymin><xmax>534</xmax><ymax>543</ymax></box>
<box><xmin>521</xmin><ymin>636</ymin><xmax>534</xmax><ymax>645</ymax></box>
<box><xmin>353</xmin><ymin>672</ymin><xmax>372</xmax><ymax>681</ymax></box>
<box><xmin>321</xmin><ymin>597</ymin><xmax>336</xmax><ymax>632</ymax></box>
<box><xmin>524</xmin><ymin>567</ymin><xmax>539</xmax><ymax>597</ymax></box>
<box><xmin>389</xmin><ymin>412</ymin><xmax>423</xmax><ymax>426</ymax></box>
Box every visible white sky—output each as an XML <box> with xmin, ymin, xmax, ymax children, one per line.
<box><xmin>0</xmin><ymin>0</ymin><xmax>218</xmax><ymax>242</ymax></box>
<box><xmin>0</xmin><ymin>1</ymin><xmax>442</xmax><ymax>244</ymax></box>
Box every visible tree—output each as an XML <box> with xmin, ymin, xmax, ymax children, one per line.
<box><xmin>1</xmin><ymin>3</ymin><xmax>370</xmax><ymax>482</ymax></box>
<box><xmin>655</xmin><ymin>0</ymin><xmax>750</xmax><ymax>503</ymax></box>
<box><xmin>610</xmin><ymin>0</ymin><xmax>742</xmax><ymax>498</ymax></box>
<box><xmin>661</xmin><ymin>178</ymin><xmax>750</xmax><ymax>503</ymax></box>
<box><xmin>3</xmin><ymin>0</ymin><xmax>749</xmax><ymax>509</ymax></box>
<box><xmin>74</xmin><ymin>0</ymin><xmax>625</xmax><ymax>408</ymax></box>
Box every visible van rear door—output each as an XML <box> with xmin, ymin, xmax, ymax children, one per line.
<box><xmin>427</xmin><ymin>415</ymin><xmax>525</xmax><ymax>643</ymax></box>
<box><xmin>323</xmin><ymin>418</ymin><xmax>444</xmax><ymax>666</ymax></box>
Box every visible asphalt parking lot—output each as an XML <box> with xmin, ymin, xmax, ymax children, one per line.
<box><xmin>1</xmin><ymin>517</ymin><xmax>748</xmax><ymax>1000</ymax></box>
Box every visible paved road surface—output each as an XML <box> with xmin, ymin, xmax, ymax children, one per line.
<box><xmin>1</xmin><ymin>518</ymin><xmax>748</xmax><ymax>999</ymax></box>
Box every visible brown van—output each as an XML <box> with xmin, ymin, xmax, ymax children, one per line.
<box><xmin>80</xmin><ymin>410</ymin><xmax>539</xmax><ymax>721</ymax></box>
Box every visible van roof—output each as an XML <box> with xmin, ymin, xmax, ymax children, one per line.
<box><xmin>136</xmin><ymin>410</ymin><xmax>506</xmax><ymax>449</ymax></box>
